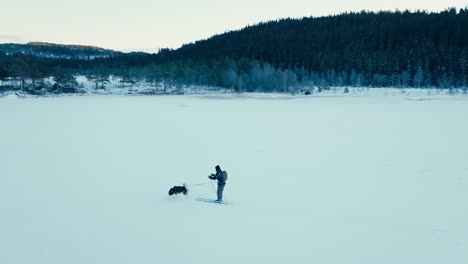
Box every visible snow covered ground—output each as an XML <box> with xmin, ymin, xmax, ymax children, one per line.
<box><xmin>1</xmin><ymin>94</ymin><xmax>467</xmax><ymax>264</ymax></box>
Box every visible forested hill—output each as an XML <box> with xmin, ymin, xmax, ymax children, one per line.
<box><xmin>160</xmin><ymin>9</ymin><xmax>468</xmax><ymax>67</ymax></box>
<box><xmin>153</xmin><ymin>8</ymin><xmax>468</xmax><ymax>88</ymax></box>
<box><xmin>1</xmin><ymin>8</ymin><xmax>468</xmax><ymax>94</ymax></box>
<box><xmin>0</xmin><ymin>42</ymin><xmax>121</xmax><ymax>59</ymax></box>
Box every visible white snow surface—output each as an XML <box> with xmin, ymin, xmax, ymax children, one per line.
<box><xmin>1</xmin><ymin>94</ymin><xmax>467</xmax><ymax>264</ymax></box>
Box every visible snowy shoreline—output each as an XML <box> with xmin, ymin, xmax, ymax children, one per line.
<box><xmin>1</xmin><ymin>87</ymin><xmax>468</xmax><ymax>100</ymax></box>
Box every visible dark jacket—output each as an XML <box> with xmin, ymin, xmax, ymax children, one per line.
<box><xmin>209</xmin><ymin>170</ymin><xmax>228</xmax><ymax>185</ymax></box>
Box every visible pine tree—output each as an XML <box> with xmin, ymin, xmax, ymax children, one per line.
<box><xmin>413</xmin><ymin>66</ymin><xmax>424</xmax><ymax>88</ymax></box>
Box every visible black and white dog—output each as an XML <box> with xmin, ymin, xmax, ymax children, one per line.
<box><xmin>168</xmin><ymin>183</ymin><xmax>188</xmax><ymax>196</ymax></box>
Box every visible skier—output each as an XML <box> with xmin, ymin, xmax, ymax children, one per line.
<box><xmin>208</xmin><ymin>165</ymin><xmax>228</xmax><ymax>202</ymax></box>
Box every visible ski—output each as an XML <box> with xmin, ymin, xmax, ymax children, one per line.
<box><xmin>196</xmin><ymin>197</ymin><xmax>232</xmax><ymax>205</ymax></box>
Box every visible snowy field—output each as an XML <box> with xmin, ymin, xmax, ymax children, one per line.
<box><xmin>1</xmin><ymin>93</ymin><xmax>467</xmax><ymax>264</ymax></box>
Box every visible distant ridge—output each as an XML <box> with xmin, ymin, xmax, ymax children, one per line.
<box><xmin>27</xmin><ymin>42</ymin><xmax>117</xmax><ymax>52</ymax></box>
<box><xmin>0</xmin><ymin>42</ymin><xmax>121</xmax><ymax>59</ymax></box>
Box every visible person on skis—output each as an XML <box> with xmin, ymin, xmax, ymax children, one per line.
<box><xmin>208</xmin><ymin>165</ymin><xmax>228</xmax><ymax>202</ymax></box>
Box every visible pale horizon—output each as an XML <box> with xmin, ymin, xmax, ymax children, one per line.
<box><xmin>1</xmin><ymin>0</ymin><xmax>467</xmax><ymax>52</ymax></box>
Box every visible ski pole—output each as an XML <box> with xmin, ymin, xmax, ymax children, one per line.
<box><xmin>210</xmin><ymin>180</ymin><xmax>216</xmax><ymax>194</ymax></box>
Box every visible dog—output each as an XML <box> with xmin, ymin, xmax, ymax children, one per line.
<box><xmin>168</xmin><ymin>183</ymin><xmax>188</xmax><ymax>196</ymax></box>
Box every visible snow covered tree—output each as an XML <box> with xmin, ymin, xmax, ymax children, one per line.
<box><xmin>52</xmin><ymin>68</ymin><xmax>78</xmax><ymax>92</ymax></box>
<box><xmin>398</xmin><ymin>70</ymin><xmax>411</xmax><ymax>88</ymax></box>
<box><xmin>413</xmin><ymin>66</ymin><xmax>424</xmax><ymax>88</ymax></box>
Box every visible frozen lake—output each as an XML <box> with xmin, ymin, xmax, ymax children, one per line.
<box><xmin>1</xmin><ymin>94</ymin><xmax>467</xmax><ymax>264</ymax></box>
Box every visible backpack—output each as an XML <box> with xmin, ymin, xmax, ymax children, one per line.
<box><xmin>221</xmin><ymin>171</ymin><xmax>228</xmax><ymax>182</ymax></box>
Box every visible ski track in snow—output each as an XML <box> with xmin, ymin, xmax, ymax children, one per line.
<box><xmin>0</xmin><ymin>94</ymin><xmax>467</xmax><ymax>264</ymax></box>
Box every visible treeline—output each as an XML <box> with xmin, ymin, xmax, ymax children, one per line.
<box><xmin>1</xmin><ymin>8</ymin><xmax>468</xmax><ymax>94</ymax></box>
<box><xmin>0</xmin><ymin>54</ymin><xmax>300</xmax><ymax>93</ymax></box>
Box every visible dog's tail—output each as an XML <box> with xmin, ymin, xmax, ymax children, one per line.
<box><xmin>183</xmin><ymin>183</ymin><xmax>189</xmax><ymax>195</ymax></box>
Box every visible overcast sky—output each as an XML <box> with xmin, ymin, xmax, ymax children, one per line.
<box><xmin>1</xmin><ymin>0</ymin><xmax>467</xmax><ymax>52</ymax></box>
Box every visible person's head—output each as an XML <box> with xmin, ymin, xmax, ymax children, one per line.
<box><xmin>215</xmin><ymin>165</ymin><xmax>221</xmax><ymax>172</ymax></box>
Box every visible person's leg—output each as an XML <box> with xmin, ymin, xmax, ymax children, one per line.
<box><xmin>217</xmin><ymin>184</ymin><xmax>225</xmax><ymax>201</ymax></box>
